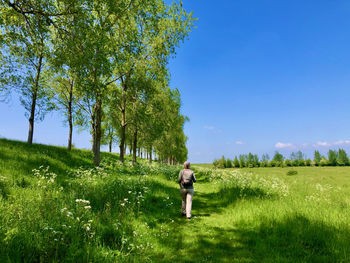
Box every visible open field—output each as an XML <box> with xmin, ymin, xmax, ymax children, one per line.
<box><xmin>1</xmin><ymin>139</ymin><xmax>350</xmax><ymax>262</ymax></box>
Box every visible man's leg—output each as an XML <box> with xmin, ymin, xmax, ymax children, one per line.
<box><xmin>186</xmin><ymin>189</ymin><xmax>194</xmax><ymax>218</ymax></box>
<box><xmin>181</xmin><ymin>189</ymin><xmax>186</xmax><ymax>215</ymax></box>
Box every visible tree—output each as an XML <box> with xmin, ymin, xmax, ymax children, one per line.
<box><xmin>305</xmin><ymin>159</ymin><xmax>312</xmax><ymax>166</ymax></box>
<box><xmin>253</xmin><ymin>154</ymin><xmax>259</xmax><ymax>167</ymax></box>
<box><xmin>290</xmin><ymin>151</ymin><xmax>305</xmax><ymax>166</ymax></box>
<box><xmin>0</xmin><ymin>0</ymin><xmax>57</xmax><ymax>144</ymax></box>
<box><xmin>247</xmin><ymin>153</ymin><xmax>254</xmax><ymax>168</ymax></box>
<box><xmin>114</xmin><ymin>0</ymin><xmax>195</xmax><ymax>163</ymax></box>
<box><xmin>272</xmin><ymin>151</ymin><xmax>284</xmax><ymax>167</ymax></box>
<box><xmin>261</xmin><ymin>153</ymin><xmax>269</xmax><ymax>167</ymax></box>
<box><xmin>314</xmin><ymin>150</ymin><xmax>322</xmax><ymax>166</ymax></box>
<box><xmin>285</xmin><ymin>159</ymin><xmax>292</xmax><ymax>167</ymax></box>
<box><xmin>239</xmin><ymin>155</ymin><xmax>246</xmax><ymax>168</ymax></box>
<box><xmin>226</xmin><ymin>158</ymin><xmax>232</xmax><ymax>168</ymax></box>
<box><xmin>233</xmin><ymin>156</ymin><xmax>240</xmax><ymax>168</ymax></box>
<box><xmin>48</xmin><ymin>72</ymin><xmax>77</xmax><ymax>150</ymax></box>
<box><xmin>328</xmin><ymin>150</ymin><xmax>337</xmax><ymax>166</ymax></box>
<box><xmin>337</xmin><ymin>149</ymin><xmax>349</xmax><ymax>166</ymax></box>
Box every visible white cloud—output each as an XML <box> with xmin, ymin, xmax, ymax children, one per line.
<box><xmin>204</xmin><ymin>126</ymin><xmax>215</xmax><ymax>130</ymax></box>
<box><xmin>236</xmin><ymin>141</ymin><xmax>245</xmax><ymax>145</ymax></box>
<box><xmin>334</xmin><ymin>140</ymin><xmax>350</xmax><ymax>146</ymax></box>
<box><xmin>275</xmin><ymin>142</ymin><xmax>295</xmax><ymax>149</ymax></box>
<box><xmin>314</xmin><ymin>141</ymin><xmax>331</xmax><ymax>147</ymax></box>
<box><xmin>204</xmin><ymin>125</ymin><xmax>222</xmax><ymax>134</ymax></box>
<box><xmin>273</xmin><ymin>140</ymin><xmax>350</xmax><ymax>150</ymax></box>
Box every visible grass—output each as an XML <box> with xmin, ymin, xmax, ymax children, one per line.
<box><xmin>1</xmin><ymin>138</ymin><xmax>350</xmax><ymax>262</ymax></box>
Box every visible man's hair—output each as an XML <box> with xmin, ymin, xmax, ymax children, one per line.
<box><xmin>184</xmin><ymin>161</ymin><xmax>190</xmax><ymax>169</ymax></box>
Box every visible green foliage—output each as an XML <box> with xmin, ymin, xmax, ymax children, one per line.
<box><xmin>225</xmin><ymin>158</ymin><xmax>233</xmax><ymax>168</ymax></box>
<box><xmin>314</xmin><ymin>150</ymin><xmax>322</xmax><ymax>166</ymax></box>
<box><xmin>239</xmin><ymin>155</ymin><xmax>246</xmax><ymax>168</ymax></box>
<box><xmin>284</xmin><ymin>159</ymin><xmax>292</xmax><ymax>167</ymax></box>
<box><xmin>2</xmin><ymin>140</ymin><xmax>350</xmax><ymax>262</ymax></box>
<box><xmin>305</xmin><ymin>159</ymin><xmax>312</xmax><ymax>166</ymax></box>
<box><xmin>328</xmin><ymin>150</ymin><xmax>338</xmax><ymax>166</ymax></box>
<box><xmin>337</xmin><ymin>149</ymin><xmax>349</xmax><ymax>166</ymax></box>
<box><xmin>286</xmin><ymin>170</ymin><xmax>298</xmax><ymax>176</ymax></box>
<box><xmin>320</xmin><ymin>157</ymin><xmax>328</xmax><ymax>167</ymax></box>
<box><xmin>214</xmin><ymin>149</ymin><xmax>350</xmax><ymax>168</ymax></box>
<box><xmin>233</xmin><ymin>156</ymin><xmax>240</xmax><ymax>168</ymax></box>
<box><xmin>0</xmin><ymin>176</ymin><xmax>10</xmax><ymax>198</ymax></box>
<box><xmin>272</xmin><ymin>152</ymin><xmax>284</xmax><ymax>167</ymax></box>
<box><xmin>0</xmin><ymin>0</ymin><xmax>195</xmax><ymax>165</ymax></box>
<box><xmin>218</xmin><ymin>156</ymin><xmax>226</xmax><ymax>169</ymax></box>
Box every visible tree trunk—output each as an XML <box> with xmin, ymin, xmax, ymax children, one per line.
<box><xmin>68</xmin><ymin>79</ymin><xmax>74</xmax><ymax>150</ymax></box>
<box><xmin>149</xmin><ymin>147</ymin><xmax>152</xmax><ymax>164</ymax></box>
<box><xmin>91</xmin><ymin>115</ymin><xmax>96</xmax><ymax>155</ymax></box>
<box><xmin>27</xmin><ymin>50</ymin><xmax>43</xmax><ymax>144</ymax></box>
<box><xmin>93</xmin><ymin>96</ymin><xmax>102</xmax><ymax>166</ymax></box>
<box><xmin>132</xmin><ymin>126</ymin><xmax>138</xmax><ymax>165</ymax></box>
<box><xmin>109</xmin><ymin>137</ymin><xmax>112</xmax><ymax>153</ymax></box>
<box><xmin>119</xmin><ymin>83</ymin><xmax>127</xmax><ymax>162</ymax></box>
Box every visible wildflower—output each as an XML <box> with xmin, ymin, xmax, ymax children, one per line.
<box><xmin>75</xmin><ymin>199</ymin><xmax>90</xmax><ymax>204</ymax></box>
<box><xmin>121</xmin><ymin>203</ymin><xmax>125</xmax><ymax>207</ymax></box>
<box><xmin>84</xmin><ymin>206</ymin><xmax>91</xmax><ymax>209</ymax></box>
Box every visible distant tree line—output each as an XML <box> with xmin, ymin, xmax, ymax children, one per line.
<box><xmin>213</xmin><ymin>149</ymin><xmax>350</xmax><ymax>168</ymax></box>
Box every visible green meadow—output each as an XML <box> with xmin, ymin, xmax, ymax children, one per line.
<box><xmin>1</xmin><ymin>139</ymin><xmax>350</xmax><ymax>262</ymax></box>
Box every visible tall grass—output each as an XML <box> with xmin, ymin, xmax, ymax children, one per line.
<box><xmin>1</xmin><ymin>139</ymin><xmax>350</xmax><ymax>262</ymax></box>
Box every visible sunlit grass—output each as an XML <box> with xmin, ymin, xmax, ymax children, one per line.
<box><xmin>1</xmin><ymin>139</ymin><xmax>350</xmax><ymax>262</ymax></box>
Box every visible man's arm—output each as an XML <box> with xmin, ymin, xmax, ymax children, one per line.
<box><xmin>192</xmin><ymin>173</ymin><xmax>196</xmax><ymax>183</ymax></box>
<box><xmin>178</xmin><ymin>170</ymin><xmax>183</xmax><ymax>184</ymax></box>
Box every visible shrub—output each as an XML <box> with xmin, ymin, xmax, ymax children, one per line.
<box><xmin>287</xmin><ymin>170</ymin><xmax>298</xmax><ymax>176</ymax></box>
<box><xmin>226</xmin><ymin>158</ymin><xmax>233</xmax><ymax>168</ymax></box>
<box><xmin>298</xmin><ymin>159</ymin><xmax>305</xmax><ymax>166</ymax></box>
<box><xmin>305</xmin><ymin>159</ymin><xmax>312</xmax><ymax>166</ymax></box>
<box><xmin>233</xmin><ymin>157</ymin><xmax>240</xmax><ymax>168</ymax></box>
<box><xmin>16</xmin><ymin>177</ymin><xmax>31</xmax><ymax>188</ymax></box>
<box><xmin>320</xmin><ymin>157</ymin><xmax>328</xmax><ymax>167</ymax></box>
<box><xmin>217</xmin><ymin>156</ymin><xmax>226</xmax><ymax>169</ymax></box>
<box><xmin>213</xmin><ymin>159</ymin><xmax>219</xmax><ymax>168</ymax></box>
<box><xmin>0</xmin><ymin>176</ymin><xmax>10</xmax><ymax>199</ymax></box>
<box><xmin>285</xmin><ymin>159</ymin><xmax>292</xmax><ymax>167</ymax></box>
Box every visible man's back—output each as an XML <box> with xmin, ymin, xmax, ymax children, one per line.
<box><xmin>178</xmin><ymin>169</ymin><xmax>196</xmax><ymax>189</ymax></box>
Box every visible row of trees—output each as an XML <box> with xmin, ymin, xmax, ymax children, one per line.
<box><xmin>213</xmin><ymin>149</ymin><xmax>350</xmax><ymax>168</ymax></box>
<box><xmin>0</xmin><ymin>0</ymin><xmax>195</xmax><ymax>166</ymax></box>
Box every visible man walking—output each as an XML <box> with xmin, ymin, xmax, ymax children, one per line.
<box><xmin>178</xmin><ymin>161</ymin><xmax>196</xmax><ymax>219</ymax></box>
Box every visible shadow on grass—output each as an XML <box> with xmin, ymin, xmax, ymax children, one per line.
<box><xmin>153</xmin><ymin>214</ymin><xmax>350</xmax><ymax>263</ymax></box>
<box><xmin>0</xmin><ymin>139</ymin><xmax>121</xmax><ymax>181</ymax></box>
<box><xmin>193</xmin><ymin>184</ymin><xmax>272</xmax><ymax>218</ymax></box>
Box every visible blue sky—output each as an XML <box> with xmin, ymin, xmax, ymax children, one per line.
<box><xmin>2</xmin><ymin>0</ymin><xmax>350</xmax><ymax>163</ymax></box>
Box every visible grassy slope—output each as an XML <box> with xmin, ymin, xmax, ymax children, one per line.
<box><xmin>1</xmin><ymin>139</ymin><xmax>350</xmax><ymax>262</ymax></box>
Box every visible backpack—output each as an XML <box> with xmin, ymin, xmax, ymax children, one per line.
<box><xmin>182</xmin><ymin>171</ymin><xmax>193</xmax><ymax>187</ymax></box>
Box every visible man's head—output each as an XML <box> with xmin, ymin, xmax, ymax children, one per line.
<box><xmin>184</xmin><ymin>161</ymin><xmax>190</xmax><ymax>169</ymax></box>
